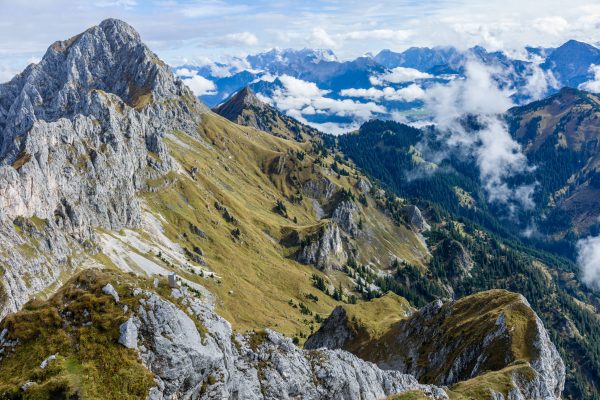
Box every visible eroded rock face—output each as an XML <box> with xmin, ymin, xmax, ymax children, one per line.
<box><xmin>0</xmin><ymin>19</ymin><xmax>205</xmax><ymax>317</ymax></box>
<box><xmin>130</xmin><ymin>288</ymin><xmax>448</xmax><ymax>400</ymax></box>
<box><xmin>305</xmin><ymin>290</ymin><xmax>565</xmax><ymax>399</ymax></box>
<box><xmin>332</xmin><ymin>200</ymin><xmax>359</xmax><ymax>236</ymax></box>
<box><xmin>297</xmin><ymin>222</ymin><xmax>348</xmax><ymax>270</ymax></box>
<box><xmin>0</xmin><ymin>18</ymin><xmax>201</xmax><ymax>228</ymax></box>
<box><xmin>302</xmin><ymin>177</ymin><xmax>337</xmax><ymax>200</ymax></box>
<box><xmin>402</xmin><ymin>205</ymin><xmax>430</xmax><ymax>232</ymax></box>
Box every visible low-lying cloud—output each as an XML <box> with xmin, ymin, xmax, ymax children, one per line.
<box><xmin>268</xmin><ymin>75</ymin><xmax>386</xmax><ymax>132</ymax></box>
<box><xmin>175</xmin><ymin>68</ymin><xmax>217</xmax><ymax>96</ymax></box>
<box><xmin>370</xmin><ymin>67</ymin><xmax>433</xmax><ymax>85</ymax></box>
<box><xmin>577</xmin><ymin>235</ymin><xmax>600</xmax><ymax>288</ymax></box>
<box><xmin>340</xmin><ymin>84</ymin><xmax>425</xmax><ymax>102</ymax></box>
<box><xmin>424</xmin><ymin>61</ymin><xmax>536</xmax><ymax>209</ymax></box>
<box><xmin>579</xmin><ymin>64</ymin><xmax>600</xmax><ymax>93</ymax></box>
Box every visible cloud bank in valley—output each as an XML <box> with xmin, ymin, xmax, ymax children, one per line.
<box><xmin>263</xmin><ymin>75</ymin><xmax>385</xmax><ymax>133</ymax></box>
<box><xmin>423</xmin><ymin>61</ymin><xmax>536</xmax><ymax>209</ymax></box>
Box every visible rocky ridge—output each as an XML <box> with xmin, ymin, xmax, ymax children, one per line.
<box><xmin>0</xmin><ymin>269</ymin><xmax>447</xmax><ymax>399</ymax></box>
<box><xmin>305</xmin><ymin>290</ymin><xmax>565</xmax><ymax>399</ymax></box>
<box><xmin>0</xmin><ymin>19</ymin><xmax>205</xmax><ymax>317</ymax></box>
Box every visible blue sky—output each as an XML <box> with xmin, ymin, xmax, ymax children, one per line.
<box><xmin>1</xmin><ymin>0</ymin><xmax>600</xmax><ymax>81</ymax></box>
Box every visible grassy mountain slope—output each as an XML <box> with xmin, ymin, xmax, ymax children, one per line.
<box><xmin>85</xmin><ymin>111</ymin><xmax>429</xmax><ymax>340</ymax></box>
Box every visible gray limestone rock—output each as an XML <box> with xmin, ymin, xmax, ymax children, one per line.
<box><xmin>119</xmin><ymin>316</ymin><xmax>139</xmax><ymax>350</ymax></box>
<box><xmin>0</xmin><ymin>19</ymin><xmax>207</xmax><ymax>317</ymax></box>
<box><xmin>297</xmin><ymin>222</ymin><xmax>348</xmax><ymax>270</ymax></box>
<box><xmin>332</xmin><ymin>200</ymin><xmax>359</xmax><ymax>236</ymax></box>
<box><xmin>102</xmin><ymin>283</ymin><xmax>120</xmax><ymax>303</ymax></box>
<box><xmin>403</xmin><ymin>205</ymin><xmax>430</xmax><ymax>232</ymax></box>
<box><xmin>134</xmin><ymin>289</ymin><xmax>447</xmax><ymax>400</ymax></box>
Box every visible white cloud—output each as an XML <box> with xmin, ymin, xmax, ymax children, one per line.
<box><xmin>0</xmin><ymin>65</ymin><xmax>19</xmax><ymax>83</ymax></box>
<box><xmin>310</xmin><ymin>28</ymin><xmax>337</xmax><ymax>49</ymax></box>
<box><xmin>371</xmin><ymin>67</ymin><xmax>433</xmax><ymax>85</ymax></box>
<box><xmin>424</xmin><ymin>61</ymin><xmax>535</xmax><ymax>209</ymax></box>
<box><xmin>94</xmin><ymin>0</ymin><xmax>137</xmax><ymax>8</ymax></box>
<box><xmin>340</xmin><ymin>84</ymin><xmax>425</xmax><ymax>102</ymax></box>
<box><xmin>533</xmin><ymin>16</ymin><xmax>569</xmax><ymax>36</ymax></box>
<box><xmin>175</xmin><ymin>68</ymin><xmax>198</xmax><ymax>77</ymax></box>
<box><xmin>579</xmin><ymin>64</ymin><xmax>600</xmax><ymax>93</ymax></box>
<box><xmin>577</xmin><ymin>235</ymin><xmax>600</xmax><ymax>288</ymax></box>
<box><xmin>521</xmin><ymin>63</ymin><xmax>559</xmax><ymax>100</ymax></box>
<box><xmin>180</xmin><ymin>2</ymin><xmax>249</xmax><ymax>18</ymax></box>
<box><xmin>341</xmin><ymin>29</ymin><xmax>412</xmax><ymax>42</ymax></box>
<box><xmin>181</xmin><ymin>75</ymin><xmax>217</xmax><ymax>96</ymax></box>
<box><xmin>223</xmin><ymin>32</ymin><xmax>259</xmax><ymax>46</ymax></box>
<box><xmin>270</xmin><ymin>75</ymin><xmax>385</xmax><ymax>133</ymax></box>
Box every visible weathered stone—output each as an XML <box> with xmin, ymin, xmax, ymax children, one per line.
<box><xmin>403</xmin><ymin>205</ymin><xmax>430</xmax><ymax>231</ymax></box>
<box><xmin>0</xmin><ymin>19</ymin><xmax>207</xmax><ymax>317</ymax></box>
<box><xmin>135</xmin><ymin>289</ymin><xmax>447</xmax><ymax>400</ymax></box>
<box><xmin>39</xmin><ymin>354</ymin><xmax>57</xmax><ymax>369</ymax></box>
<box><xmin>297</xmin><ymin>222</ymin><xmax>348</xmax><ymax>270</ymax></box>
<box><xmin>102</xmin><ymin>283</ymin><xmax>120</xmax><ymax>303</ymax></box>
<box><xmin>118</xmin><ymin>316</ymin><xmax>138</xmax><ymax>350</ymax></box>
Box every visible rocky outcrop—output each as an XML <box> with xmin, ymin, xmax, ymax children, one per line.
<box><xmin>134</xmin><ymin>287</ymin><xmax>447</xmax><ymax>400</ymax></box>
<box><xmin>297</xmin><ymin>222</ymin><xmax>348</xmax><ymax>270</ymax></box>
<box><xmin>331</xmin><ymin>200</ymin><xmax>359</xmax><ymax>236</ymax></box>
<box><xmin>356</xmin><ymin>178</ymin><xmax>372</xmax><ymax>194</ymax></box>
<box><xmin>304</xmin><ymin>306</ymin><xmax>354</xmax><ymax>350</ymax></box>
<box><xmin>306</xmin><ymin>290</ymin><xmax>565</xmax><ymax>399</ymax></box>
<box><xmin>302</xmin><ymin>177</ymin><xmax>337</xmax><ymax>200</ymax></box>
<box><xmin>0</xmin><ymin>269</ymin><xmax>447</xmax><ymax>399</ymax></box>
<box><xmin>0</xmin><ymin>19</ymin><xmax>205</xmax><ymax>316</ymax></box>
<box><xmin>402</xmin><ymin>205</ymin><xmax>430</xmax><ymax>232</ymax></box>
<box><xmin>0</xmin><ymin>18</ymin><xmax>202</xmax><ymax>229</ymax></box>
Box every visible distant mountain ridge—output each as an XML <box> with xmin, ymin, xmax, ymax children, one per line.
<box><xmin>175</xmin><ymin>40</ymin><xmax>600</xmax><ymax>133</ymax></box>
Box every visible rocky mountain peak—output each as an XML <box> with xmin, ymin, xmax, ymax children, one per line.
<box><xmin>213</xmin><ymin>85</ymin><xmax>320</xmax><ymax>140</ymax></box>
<box><xmin>0</xmin><ymin>18</ymin><xmax>212</xmax><ymax>318</ymax></box>
<box><xmin>214</xmin><ymin>86</ymin><xmax>264</xmax><ymax>119</ymax></box>
<box><xmin>0</xmin><ymin>18</ymin><xmax>195</xmax><ymax>161</ymax></box>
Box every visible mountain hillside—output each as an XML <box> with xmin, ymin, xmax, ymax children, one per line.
<box><xmin>541</xmin><ymin>40</ymin><xmax>600</xmax><ymax>87</ymax></box>
<box><xmin>330</xmin><ymin>119</ymin><xmax>600</xmax><ymax>399</ymax></box>
<box><xmin>507</xmin><ymin>87</ymin><xmax>600</xmax><ymax>236</ymax></box>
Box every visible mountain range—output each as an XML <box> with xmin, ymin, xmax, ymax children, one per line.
<box><xmin>0</xmin><ymin>18</ymin><xmax>600</xmax><ymax>400</ymax></box>
<box><xmin>175</xmin><ymin>39</ymin><xmax>600</xmax><ymax>133</ymax></box>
